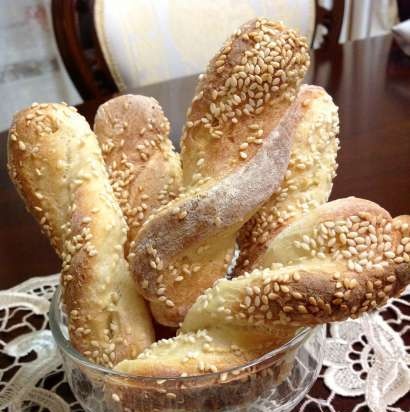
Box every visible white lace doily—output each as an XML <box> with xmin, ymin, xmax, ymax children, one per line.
<box><xmin>0</xmin><ymin>275</ymin><xmax>409</xmax><ymax>412</ymax></box>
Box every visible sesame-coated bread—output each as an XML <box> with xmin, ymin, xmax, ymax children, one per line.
<box><xmin>6</xmin><ymin>18</ymin><xmax>410</xmax><ymax>407</ymax></box>
<box><xmin>185</xmin><ymin>198</ymin><xmax>410</xmax><ymax>330</ymax></box>
<box><xmin>115</xmin><ymin>326</ymin><xmax>296</xmax><ymax>378</ymax></box>
<box><xmin>94</xmin><ymin>95</ymin><xmax>182</xmax><ymax>254</ymax></box>
<box><xmin>236</xmin><ymin>84</ymin><xmax>340</xmax><ymax>274</ymax></box>
<box><xmin>115</xmin><ymin>198</ymin><xmax>410</xmax><ymax>378</ymax></box>
<box><xmin>7</xmin><ymin>103</ymin><xmax>154</xmax><ymax>366</ymax></box>
<box><xmin>128</xmin><ymin>18</ymin><xmax>310</xmax><ymax>327</ymax></box>
<box><xmin>180</xmin><ymin>18</ymin><xmax>310</xmax><ymax>185</ymax></box>
<box><xmin>112</xmin><ymin>327</ymin><xmax>299</xmax><ymax>411</ymax></box>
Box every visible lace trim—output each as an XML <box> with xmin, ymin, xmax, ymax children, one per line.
<box><xmin>0</xmin><ymin>275</ymin><xmax>409</xmax><ymax>411</ymax></box>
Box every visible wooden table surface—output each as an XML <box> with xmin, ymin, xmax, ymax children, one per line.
<box><xmin>0</xmin><ymin>34</ymin><xmax>409</xmax><ymax>411</ymax></box>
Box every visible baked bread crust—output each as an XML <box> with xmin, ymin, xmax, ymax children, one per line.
<box><xmin>94</xmin><ymin>94</ymin><xmax>182</xmax><ymax>253</ymax></box>
<box><xmin>180</xmin><ymin>18</ymin><xmax>310</xmax><ymax>185</ymax></box>
<box><xmin>8</xmin><ymin>103</ymin><xmax>154</xmax><ymax>366</ymax></box>
<box><xmin>236</xmin><ymin>84</ymin><xmax>340</xmax><ymax>274</ymax></box>
<box><xmin>185</xmin><ymin>198</ymin><xmax>410</xmax><ymax>330</ymax></box>
<box><xmin>116</xmin><ymin>198</ymin><xmax>410</xmax><ymax>377</ymax></box>
<box><xmin>129</xmin><ymin>18</ymin><xmax>311</xmax><ymax>327</ymax></box>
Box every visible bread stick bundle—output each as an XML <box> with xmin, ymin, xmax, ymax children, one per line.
<box><xmin>116</xmin><ymin>198</ymin><xmax>410</xmax><ymax>378</ymax></box>
<box><xmin>128</xmin><ymin>18</ymin><xmax>311</xmax><ymax>327</ymax></box>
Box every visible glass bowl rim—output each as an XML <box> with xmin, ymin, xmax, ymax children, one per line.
<box><xmin>49</xmin><ymin>286</ymin><xmax>314</xmax><ymax>382</ymax></box>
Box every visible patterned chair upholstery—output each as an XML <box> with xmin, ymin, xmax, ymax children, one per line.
<box><xmin>94</xmin><ymin>0</ymin><xmax>315</xmax><ymax>90</ymax></box>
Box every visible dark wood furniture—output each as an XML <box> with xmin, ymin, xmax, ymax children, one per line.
<box><xmin>398</xmin><ymin>0</ymin><xmax>410</xmax><ymax>21</ymax></box>
<box><xmin>51</xmin><ymin>0</ymin><xmax>345</xmax><ymax>100</ymax></box>
<box><xmin>51</xmin><ymin>0</ymin><xmax>117</xmax><ymax>100</ymax></box>
<box><xmin>0</xmin><ymin>33</ymin><xmax>409</xmax><ymax>411</ymax></box>
<box><xmin>313</xmin><ymin>0</ymin><xmax>345</xmax><ymax>50</ymax></box>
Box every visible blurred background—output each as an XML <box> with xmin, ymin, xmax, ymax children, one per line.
<box><xmin>0</xmin><ymin>0</ymin><xmax>408</xmax><ymax>131</ymax></box>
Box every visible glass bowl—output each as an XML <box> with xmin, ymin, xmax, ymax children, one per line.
<box><xmin>49</xmin><ymin>288</ymin><xmax>325</xmax><ymax>411</ymax></box>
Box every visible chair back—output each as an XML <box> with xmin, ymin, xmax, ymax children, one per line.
<box><xmin>94</xmin><ymin>0</ymin><xmax>315</xmax><ymax>91</ymax></box>
<box><xmin>52</xmin><ymin>0</ymin><xmax>345</xmax><ymax>98</ymax></box>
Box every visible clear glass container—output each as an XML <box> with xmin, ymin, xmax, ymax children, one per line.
<box><xmin>49</xmin><ymin>288</ymin><xmax>325</xmax><ymax>411</ymax></box>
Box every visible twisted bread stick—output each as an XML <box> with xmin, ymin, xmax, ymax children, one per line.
<box><xmin>181</xmin><ymin>19</ymin><xmax>310</xmax><ymax>185</ymax></box>
<box><xmin>8</xmin><ymin>103</ymin><xmax>154</xmax><ymax>366</ymax></box>
<box><xmin>116</xmin><ymin>197</ymin><xmax>410</xmax><ymax>377</ymax></box>
<box><xmin>129</xmin><ymin>19</ymin><xmax>310</xmax><ymax>327</ymax></box>
<box><xmin>116</xmin><ymin>327</ymin><xmax>295</xmax><ymax>378</ymax></box>
<box><xmin>186</xmin><ymin>198</ymin><xmax>410</xmax><ymax>329</ymax></box>
<box><xmin>236</xmin><ymin>84</ymin><xmax>340</xmax><ymax>274</ymax></box>
<box><xmin>94</xmin><ymin>95</ymin><xmax>182</xmax><ymax>253</ymax></box>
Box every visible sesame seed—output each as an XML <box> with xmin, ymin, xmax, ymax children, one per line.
<box><xmin>297</xmin><ymin>305</ymin><xmax>308</xmax><ymax>313</ymax></box>
<box><xmin>280</xmin><ymin>285</ymin><xmax>290</xmax><ymax>293</ymax></box>
<box><xmin>292</xmin><ymin>291</ymin><xmax>303</xmax><ymax>300</ymax></box>
<box><xmin>293</xmin><ymin>272</ymin><xmax>301</xmax><ymax>281</ymax></box>
<box><xmin>384</xmin><ymin>251</ymin><xmax>395</xmax><ymax>259</ymax></box>
<box><xmin>268</xmin><ymin>292</ymin><xmax>279</xmax><ymax>300</ymax></box>
<box><xmin>308</xmin><ymin>296</ymin><xmax>317</xmax><ymax>306</ymax></box>
<box><xmin>209</xmin><ymin>365</ymin><xmax>218</xmax><ymax>373</ymax></box>
<box><xmin>384</xmin><ymin>285</ymin><xmax>393</xmax><ymax>293</ymax></box>
<box><xmin>248</xmin><ymin>124</ymin><xmax>260</xmax><ymax>130</ymax></box>
<box><xmin>166</xmin><ymin>392</ymin><xmax>177</xmax><ymax>399</ymax></box>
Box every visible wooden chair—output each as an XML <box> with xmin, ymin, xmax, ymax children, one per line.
<box><xmin>397</xmin><ymin>0</ymin><xmax>410</xmax><ymax>21</ymax></box>
<box><xmin>314</xmin><ymin>0</ymin><xmax>345</xmax><ymax>50</ymax></box>
<box><xmin>52</xmin><ymin>0</ymin><xmax>345</xmax><ymax>100</ymax></box>
<box><xmin>51</xmin><ymin>0</ymin><xmax>116</xmax><ymax>100</ymax></box>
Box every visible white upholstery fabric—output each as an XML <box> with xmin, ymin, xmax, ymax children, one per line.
<box><xmin>94</xmin><ymin>0</ymin><xmax>315</xmax><ymax>90</ymax></box>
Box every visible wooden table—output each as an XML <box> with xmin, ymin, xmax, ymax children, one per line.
<box><xmin>0</xmin><ymin>34</ymin><xmax>409</xmax><ymax>410</ymax></box>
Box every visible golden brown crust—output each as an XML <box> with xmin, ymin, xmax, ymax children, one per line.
<box><xmin>115</xmin><ymin>328</ymin><xmax>282</xmax><ymax>377</ymax></box>
<box><xmin>110</xmin><ymin>328</ymin><xmax>300</xmax><ymax>411</ymax></box>
<box><xmin>181</xmin><ymin>18</ymin><xmax>310</xmax><ymax>185</ymax></box>
<box><xmin>8</xmin><ymin>103</ymin><xmax>154</xmax><ymax>366</ymax></box>
<box><xmin>93</xmin><ymin>95</ymin><xmax>182</xmax><ymax>253</ymax></box>
<box><xmin>235</xmin><ymin>85</ymin><xmax>340</xmax><ymax>274</ymax></box>
<box><xmin>128</xmin><ymin>18</ymin><xmax>311</xmax><ymax>327</ymax></box>
<box><xmin>129</xmin><ymin>93</ymin><xmax>306</xmax><ymax>327</ymax></box>
<box><xmin>184</xmin><ymin>198</ymin><xmax>410</xmax><ymax>332</ymax></box>
<box><xmin>184</xmin><ymin>261</ymin><xmax>409</xmax><ymax>333</ymax></box>
<box><xmin>115</xmin><ymin>198</ymin><xmax>409</xmax><ymax>379</ymax></box>
<box><xmin>7</xmin><ymin>103</ymin><xmax>68</xmax><ymax>254</ymax></box>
